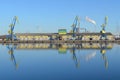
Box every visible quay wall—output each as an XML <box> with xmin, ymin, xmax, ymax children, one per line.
<box><xmin>0</xmin><ymin>40</ymin><xmax>120</xmax><ymax>44</ymax></box>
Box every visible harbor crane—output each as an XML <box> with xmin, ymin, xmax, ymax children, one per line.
<box><xmin>7</xmin><ymin>16</ymin><xmax>18</xmax><ymax>41</ymax></box>
<box><xmin>71</xmin><ymin>16</ymin><xmax>87</xmax><ymax>40</ymax></box>
<box><xmin>100</xmin><ymin>16</ymin><xmax>108</xmax><ymax>40</ymax></box>
<box><xmin>71</xmin><ymin>16</ymin><xmax>80</xmax><ymax>40</ymax></box>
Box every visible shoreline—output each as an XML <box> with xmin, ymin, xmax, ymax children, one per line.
<box><xmin>0</xmin><ymin>40</ymin><xmax>120</xmax><ymax>44</ymax></box>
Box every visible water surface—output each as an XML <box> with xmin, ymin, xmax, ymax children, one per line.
<box><xmin>0</xmin><ymin>43</ymin><xmax>120</xmax><ymax>80</ymax></box>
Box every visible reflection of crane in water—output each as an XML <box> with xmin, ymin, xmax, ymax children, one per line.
<box><xmin>70</xmin><ymin>44</ymin><xmax>80</xmax><ymax>68</ymax></box>
<box><xmin>100</xmin><ymin>43</ymin><xmax>108</xmax><ymax>69</ymax></box>
<box><xmin>7</xmin><ymin>44</ymin><xmax>18</xmax><ymax>69</ymax></box>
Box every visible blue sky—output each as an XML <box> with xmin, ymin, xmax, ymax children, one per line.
<box><xmin>0</xmin><ymin>0</ymin><xmax>120</xmax><ymax>34</ymax></box>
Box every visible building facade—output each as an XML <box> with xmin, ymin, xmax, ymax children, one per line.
<box><xmin>15</xmin><ymin>32</ymin><xmax>114</xmax><ymax>41</ymax></box>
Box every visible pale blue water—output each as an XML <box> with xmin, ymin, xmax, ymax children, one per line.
<box><xmin>0</xmin><ymin>43</ymin><xmax>120</xmax><ymax>80</ymax></box>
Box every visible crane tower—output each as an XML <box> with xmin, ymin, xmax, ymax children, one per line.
<box><xmin>71</xmin><ymin>16</ymin><xmax>80</xmax><ymax>40</ymax></box>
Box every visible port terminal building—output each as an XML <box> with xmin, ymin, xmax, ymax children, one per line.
<box><xmin>15</xmin><ymin>32</ymin><xmax>114</xmax><ymax>41</ymax></box>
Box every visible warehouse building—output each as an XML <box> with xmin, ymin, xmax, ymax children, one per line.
<box><xmin>15</xmin><ymin>32</ymin><xmax>114</xmax><ymax>41</ymax></box>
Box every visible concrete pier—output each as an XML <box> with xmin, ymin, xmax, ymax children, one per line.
<box><xmin>0</xmin><ymin>40</ymin><xmax>120</xmax><ymax>44</ymax></box>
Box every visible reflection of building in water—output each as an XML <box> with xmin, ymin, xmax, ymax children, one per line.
<box><xmin>7</xmin><ymin>44</ymin><xmax>18</xmax><ymax>69</ymax></box>
<box><xmin>16</xmin><ymin>43</ymin><xmax>113</xmax><ymax>50</ymax></box>
<box><xmin>6</xmin><ymin>43</ymin><xmax>112</xmax><ymax>69</ymax></box>
<box><xmin>58</xmin><ymin>44</ymin><xmax>67</xmax><ymax>53</ymax></box>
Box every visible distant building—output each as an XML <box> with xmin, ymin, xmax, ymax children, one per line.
<box><xmin>58</xmin><ymin>29</ymin><xmax>67</xmax><ymax>35</ymax></box>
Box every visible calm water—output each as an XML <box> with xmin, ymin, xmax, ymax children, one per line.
<box><xmin>0</xmin><ymin>43</ymin><xmax>120</xmax><ymax>80</ymax></box>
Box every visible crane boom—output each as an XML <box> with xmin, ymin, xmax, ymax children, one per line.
<box><xmin>101</xmin><ymin>16</ymin><xmax>108</xmax><ymax>30</ymax></box>
<box><xmin>11</xmin><ymin>16</ymin><xmax>18</xmax><ymax>31</ymax></box>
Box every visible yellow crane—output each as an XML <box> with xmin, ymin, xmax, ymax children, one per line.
<box><xmin>100</xmin><ymin>16</ymin><xmax>108</xmax><ymax>40</ymax></box>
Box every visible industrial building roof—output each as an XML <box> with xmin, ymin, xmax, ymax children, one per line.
<box><xmin>15</xmin><ymin>32</ymin><xmax>113</xmax><ymax>36</ymax></box>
